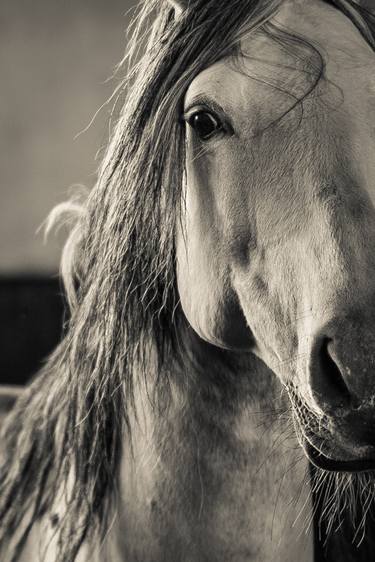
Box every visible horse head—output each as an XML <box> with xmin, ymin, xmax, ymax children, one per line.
<box><xmin>174</xmin><ymin>0</ymin><xmax>375</xmax><ymax>473</ymax></box>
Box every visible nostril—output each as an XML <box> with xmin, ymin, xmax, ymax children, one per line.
<box><xmin>322</xmin><ymin>339</ymin><xmax>352</xmax><ymax>402</ymax></box>
<box><xmin>312</xmin><ymin>337</ymin><xmax>352</xmax><ymax>410</ymax></box>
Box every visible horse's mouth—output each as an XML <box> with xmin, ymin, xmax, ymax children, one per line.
<box><xmin>288</xmin><ymin>386</ymin><xmax>375</xmax><ymax>473</ymax></box>
<box><xmin>303</xmin><ymin>438</ymin><xmax>375</xmax><ymax>473</ymax></box>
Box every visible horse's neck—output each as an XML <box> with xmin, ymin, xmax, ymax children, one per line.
<box><xmin>108</xmin><ymin>342</ymin><xmax>314</xmax><ymax>562</ymax></box>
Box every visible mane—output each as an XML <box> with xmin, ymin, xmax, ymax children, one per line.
<box><xmin>0</xmin><ymin>1</ymin><xmax>375</xmax><ymax>561</ymax></box>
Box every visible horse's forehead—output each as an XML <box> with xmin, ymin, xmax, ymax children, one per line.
<box><xmin>273</xmin><ymin>0</ymin><xmax>374</xmax><ymax>54</ymax></box>
<box><xmin>186</xmin><ymin>0</ymin><xmax>374</xmax><ymax>106</ymax></box>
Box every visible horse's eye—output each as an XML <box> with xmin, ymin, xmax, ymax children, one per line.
<box><xmin>187</xmin><ymin>111</ymin><xmax>223</xmax><ymax>141</ymax></box>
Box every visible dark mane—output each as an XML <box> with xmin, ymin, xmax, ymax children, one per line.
<box><xmin>0</xmin><ymin>1</ymin><xmax>374</xmax><ymax>561</ymax></box>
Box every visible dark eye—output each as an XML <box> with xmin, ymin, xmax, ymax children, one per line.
<box><xmin>187</xmin><ymin>111</ymin><xmax>223</xmax><ymax>141</ymax></box>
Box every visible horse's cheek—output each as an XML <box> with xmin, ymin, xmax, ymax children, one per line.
<box><xmin>175</xmin><ymin>241</ymin><xmax>252</xmax><ymax>350</ymax></box>
<box><xmin>175</xmin><ymin>252</ymin><xmax>224</xmax><ymax>347</ymax></box>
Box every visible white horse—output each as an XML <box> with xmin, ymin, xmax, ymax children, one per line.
<box><xmin>1</xmin><ymin>0</ymin><xmax>375</xmax><ymax>560</ymax></box>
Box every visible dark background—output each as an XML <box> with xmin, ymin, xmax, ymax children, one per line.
<box><xmin>1</xmin><ymin>0</ymin><xmax>134</xmax><ymax>384</ymax></box>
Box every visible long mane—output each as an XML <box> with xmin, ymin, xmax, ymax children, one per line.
<box><xmin>0</xmin><ymin>1</ymin><xmax>374</xmax><ymax>561</ymax></box>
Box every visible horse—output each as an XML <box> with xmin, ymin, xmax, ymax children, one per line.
<box><xmin>1</xmin><ymin>0</ymin><xmax>375</xmax><ymax>560</ymax></box>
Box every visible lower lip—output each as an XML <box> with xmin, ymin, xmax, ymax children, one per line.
<box><xmin>305</xmin><ymin>441</ymin><xmax>375</xmax><ymax>473</ymax></box>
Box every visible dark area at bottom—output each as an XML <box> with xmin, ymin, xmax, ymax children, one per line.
<box><xmin>0</xmin><ymin>276</ymin><xmax>66</xmax><ymax>385</ymax></box>
<box><xmin>311</xmin><ymin>463</ymin><xmax>375</xmax><ymax>561</ymax></box>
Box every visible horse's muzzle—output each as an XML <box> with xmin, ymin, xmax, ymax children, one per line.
<box><xmin>289</xmin><ymin>382</ymin><xmax>375</xmax><ymax>473</ymax></box>
<box><xmin>308</xmin><ymin>314</ymin><xmax>375</xmax><ymax>416</ymax></box>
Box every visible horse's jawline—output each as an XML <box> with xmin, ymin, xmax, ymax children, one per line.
<box><xmin>305</xmin><ymin>440</ymin><xmax>375</xmax><ymax>474</ymax></box>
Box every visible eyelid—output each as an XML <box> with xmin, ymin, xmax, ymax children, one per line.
<box><xmin>184</xmin><ymin>94</ymin><xmax>225</xmax><ymax>115</ymax></box>
<box><xmin>182</xmin><ymin>105</ymin><xmax>211</xmax><ymax>122</ymax></box>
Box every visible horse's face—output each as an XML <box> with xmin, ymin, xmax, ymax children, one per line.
<box><xmin>176</xmin><ymin>0</ymin><xmax>375</xmax><ymax>470</ymax></box>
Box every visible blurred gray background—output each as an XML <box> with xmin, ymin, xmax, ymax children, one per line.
<box><xmin>0</xmin><ymin>0</ymin><xmax>135</xmax><ymax>383</ymax></box>
<box><xmin>1</xmin><ymin>0</ymin><xmax>134</xmax><ymax>274</ymax></box>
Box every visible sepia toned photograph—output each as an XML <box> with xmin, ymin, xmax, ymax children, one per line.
<box><xmin>1</xmin><ymin>1</ymin><xmax>375</xmax><ymax>560</ymax></box>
